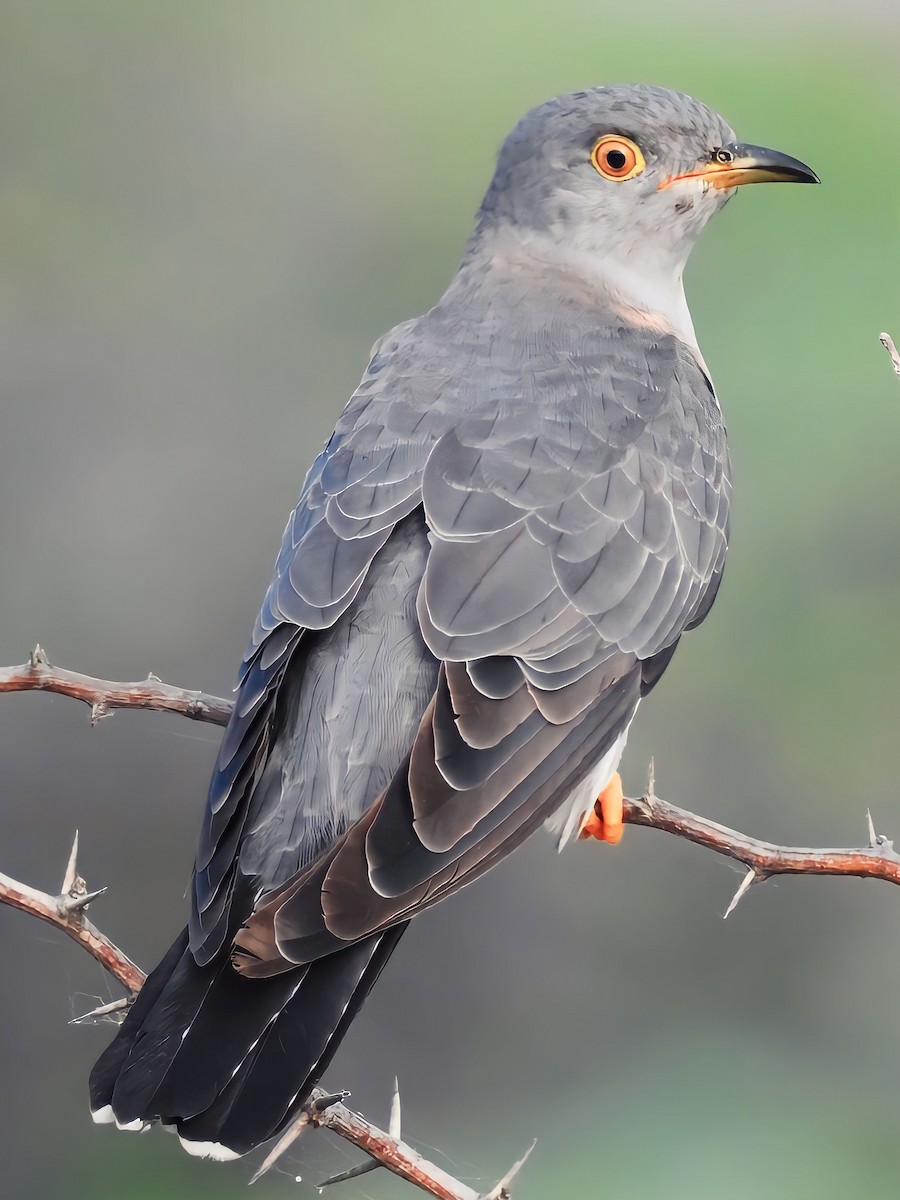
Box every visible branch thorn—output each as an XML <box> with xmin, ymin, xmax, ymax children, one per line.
<box><xmin>312</xmin><ymin>1090</ymin><xmax>350</xmax><ymax>1114</ymax></box>
<box><xmin>646</xmin><ymin>757</ymin><xmax>656</xmax><ymax>804</ymax></box>
<box><xmin>70</xmin><ymin>996</ymin><xmax>132</xmax><ymax>1025</ymax></box>
<box><xmin>480</xmin><ymin>1139</ymin><xmax>537</xmax><ymax>1200</ymax></box>
<box><xmin>723</xmin><ymin>866</ymin><xmax>758</xmax><ymax>919</ymax></box>
<box><xmin>318</xmin><ymin>1157</ymin><xmax>381</xmax><ymax>1188</ymax></box>
<box><xmin>249</xmin><ymin>1112</ymin><xmax>312</xmax><ymax>1184</ymax></box>
<box><xmin>29</xmin><ymin>643</ymin><xmax>48</xmax><ymax>668</ymax></box>
<box><xmin>867</xmin><ymin>808</ymin><xmax>878</xmax><ymax>848</ymax></box>
<box><xmin>63</xmin><ymin>885</ymin><xmax>107</xmax><ymax>913</ymax></box>
<box><xmin>61</xmin><ymin>830</ymin><xmax>80</xmax><ymax>895</ymax></box>
<box><xmin>389</xmin><ymin>1076</ymin><xmax>402</xmax><ymax>1140</ymax></box>
<box><xmin>880</xmin><ymin>332</ymin><xmax>900</xmax><ymax>377</ymax></box>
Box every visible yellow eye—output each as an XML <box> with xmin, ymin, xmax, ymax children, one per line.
<box><xmin>590</xmin><ymin>135</ymin><xmax>646</xmax><ymax>182</ymax></box>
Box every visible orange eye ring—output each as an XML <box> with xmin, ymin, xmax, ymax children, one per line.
<box><xmin>591</xmin><ymin>135</ymin><xmax>646</xmax><ymax>182</ymax></box>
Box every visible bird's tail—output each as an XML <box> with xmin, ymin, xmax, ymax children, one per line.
<box><xmin>89</xmin><ymin>923</ymin><xmax>407</xmax><ymax>1159</ymax></box>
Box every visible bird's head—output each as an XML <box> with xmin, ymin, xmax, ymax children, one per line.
<box><xmin>475</xmin><ymin>85</ymin><xmax>818</xmax><ymax>305</ymax></box>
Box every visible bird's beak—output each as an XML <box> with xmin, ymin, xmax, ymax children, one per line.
<box><xmin>660</xmin><ymin>143</ymin><xmax>820</xmax><ymax>190</ymax></box>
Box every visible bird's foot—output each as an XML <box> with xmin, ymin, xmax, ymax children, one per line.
<box><xmin>579</xmin><ymin>772</ymin><xmax>624</xmax><ymax>845</ymax></box>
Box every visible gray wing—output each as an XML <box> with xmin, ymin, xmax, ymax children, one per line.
<box><xmin>202</xmin><ymin>311</ymin><xmax>730</xmax><ymax>976</ymax></box>
<box><xmin>190</xmin><ymin>323</ymin><xmax>429</xmax><ymax>962</ymax></box>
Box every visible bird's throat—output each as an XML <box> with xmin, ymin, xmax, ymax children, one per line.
<box><xmin>592</xmin><ymin>255</ymin><xmax>699</xmax><ymax>351</ymax></box>
<box><xmin>492</xmin><ymin>225</ymin><xmax>702</xmax><ymax>355</ymax></box>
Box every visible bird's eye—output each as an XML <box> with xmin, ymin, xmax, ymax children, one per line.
<box><xmin>591</xmin><ymin>135</ymin><xmax>646</xmax><ymax>182</ymax></box>
<box><xmin>712</xmin><ymin>147</ymin><xmax>734</xmax><ymax>164</ymax></box>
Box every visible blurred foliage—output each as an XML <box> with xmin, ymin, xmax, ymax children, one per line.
<box><xmin>1</xmin><ymin>2</ymin><xmax>899</xmax><ymax>1199</ymax></box>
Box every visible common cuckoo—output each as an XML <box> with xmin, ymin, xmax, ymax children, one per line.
<box><xmin>91</xmin><ymin>84</ymin><xmax>817</xmax><ymax>1159</ymax></box>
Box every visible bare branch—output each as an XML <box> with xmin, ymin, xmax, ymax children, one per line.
<box><xmin>621</xmin><ymin>791</ymin><xmax>900</xmax><ymax>903</ymax></box>
<box><xmin>0</xmin><ymin>645</ymin><xmax>232</xmax><ymax>726</ymax></box>
<box><xmin>302</xmin><ymin>1089</ymin><xmax>530</xmax><ymax>1200</ymax></box>
<box><xmin>6</xmin><ymin>651</ymin><xmax>900</xmax><ymax>913</ymax></box>
<box><xmin>305</xmin><ymin>1090</ymin><xmax>483</xmax><ymax>1199</ymax></box>
<box><xmin>2</xmin><ymin>835</ymin><xmax>522</xmax><ymax>1197</ymax></box>
<box><xmin>881</xmin><ymin>332</ymin><xmax>900</xmax><ymax>377</ymax></box>
<box><xmin>4</xmin><ymin>875</ymin><xmax>508</xmax><ymax>1199</ymax></box>
<box><xmin>0</xmin><ymin>846</ymin><xmax>145</xmax><ymax>995</ymax></box>
<box><xmin>9</xmin><ymin>649</ymin><xmax>900</xmax><ymax>1196</ymax></box>
<box><xmin>297</xmin><ymin>1079</ymin><xmax>532</xmax><ymax>1199</ymax></box>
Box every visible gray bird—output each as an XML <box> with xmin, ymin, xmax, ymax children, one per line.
<box><xmin>90</xmin><ymin>84</ymin><xmax>817</xmax><ymax>1159</ymax></box>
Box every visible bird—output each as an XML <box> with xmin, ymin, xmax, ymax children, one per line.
<box><xmin>90</xmin><ymin>84</ymin><xmax>818</xmax><ymax>1161</ymax></box>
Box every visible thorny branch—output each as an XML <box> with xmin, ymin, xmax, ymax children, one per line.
<box><xmin>8</xmin><ymin>649</ymin><xmax>900</xmax><ymax>905</ymax></box>
<box><xmin>2</xmin><ymin>841</ymin><xmax>523</xmax><ymax>1198</ymax></box>
<box><xmin>1</xmin><ymin>649</ymin><xmax>530</xmax><ymax>1199</ymax></box>
<box><xmin>0</xmin><ymin>644</ymin><xmax>232</xmax><ymax>726</ymax></box>
<box><xmin>0</xmin><ymin>830</ymin><xmax>145</xmax><ymax>995</ymax></box>
<box><xmin>622</xmin><ymin>766</ymin><xmax>900</xmax><ymax>918</ymax></box>
<box><xmin>254</xmin><ymin>1081</ymin><xmax>535</xmax><ymax>1199</ymax></box>
<box><xmin>5</xmin><ymin>647</ymin><xmax>900</xmax><ymax>1196</ymax></box>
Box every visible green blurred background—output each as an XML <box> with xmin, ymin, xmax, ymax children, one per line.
<box><xmin>1</xmin><ymin>2</ymin><xmax>899</xmax><ymax>1198</ymax></box>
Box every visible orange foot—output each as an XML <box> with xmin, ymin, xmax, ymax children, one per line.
<box><xmin>579</xmin><ymin>772</ymin><xmax>624</xmax><ymax>845</ymax></box>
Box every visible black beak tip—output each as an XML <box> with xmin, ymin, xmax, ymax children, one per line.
<box><xmin>793</xmin><ymin>162</ymin><xmax>821</xmax><ymax>185</ymax></box>
<box><xmin>727</xmin><ymin>142</ymin><xmax>820</xmax><ymax>186</ymax></box>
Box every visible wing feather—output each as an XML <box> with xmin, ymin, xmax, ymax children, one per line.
<box><xmin>199</xmin><ymin>308</ymin><xmax>730</xmax><ymax>979</ymax></box>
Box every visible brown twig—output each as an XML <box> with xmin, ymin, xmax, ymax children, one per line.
<box><xmin>0</xmin><ymin>645</ymin><xmax>232</xmax><ymax>726</ymax></box>
<box><xmin>253</xmin><ymin>1081</ymin><xmax>534</xmax><ymax>1198</ymax></box>
<box><xmin>4</xmin><ymin>847</ymin><xmax>525</xmax><ymax>1197</ymax></box>
<box><xmin>0</xmin><ymin>831</ymin><xmax>145</xmax><ymax>994</ymax></box>
<box><xmin>621</xmin><ymin>773</ymin><xmax>900</xmax><ymax>916</ymax></box>
<box><xmin>0</xmin><ymin>650</ymin><xmax>528</xmax><ymax>1197</ymax></box>
<box><xmin>6</xmin><ymin>649</ymin><xmax>900</xmax><ymax>1196</ymax></box>
<box><xmin>1</xmin><ymin>841</ymin><xmax>524</xmax><ymax>1197</ymax></box>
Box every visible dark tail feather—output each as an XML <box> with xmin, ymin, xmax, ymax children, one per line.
<box><xmin>90</xmin><ymin>924</ymin><xmax>407</xmax><ymax>1158</ymax></box>
<box><xmin>88</xmin><ymin>927</ymin><xmax>191</xmax><ymax>1116</ymax></box>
